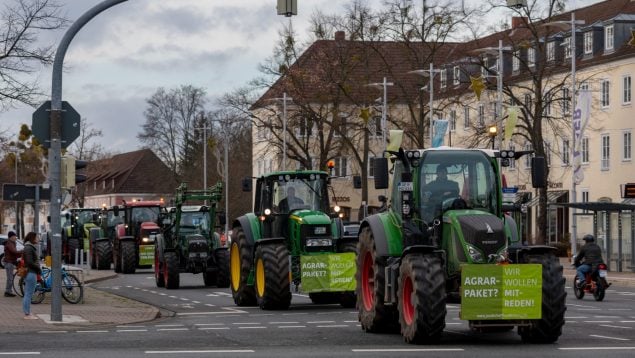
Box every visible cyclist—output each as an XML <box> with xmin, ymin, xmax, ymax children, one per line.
<box><xmin>573</xmin><ymin>234</ymin><xmax>605</xmax><ymax>289</ymax></box>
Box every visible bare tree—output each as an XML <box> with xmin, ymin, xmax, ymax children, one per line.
<box><xmin>0</xmin><ymin>0</ymin><xmax>68</xmax><ymax>111</ymax></box>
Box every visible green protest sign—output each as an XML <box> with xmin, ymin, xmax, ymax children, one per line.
<box><xmin>301</xmin><ymin>253</ymin><xmax>356</xmax><ymax>293</ymax></box>
<box><xmin>461</xmin><ymin>264</ymin><xmax>542</xmax><ymax>320</ymax></box>
<box><xmin>139</xmin><ymin>245</ymin><xmax>155</xmax><ymax>266</ymax></box>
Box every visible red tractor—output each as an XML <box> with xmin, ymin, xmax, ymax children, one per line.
<box><xmin>111</xmin><ymin>200</ymin><xmax>163</xmax><ymax>274</ymax></box>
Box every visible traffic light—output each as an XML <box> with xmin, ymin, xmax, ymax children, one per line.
<box><xmin>61</xmin><ymin>156</ymin><xmax>88</xmax><ymax>188</ymax></box>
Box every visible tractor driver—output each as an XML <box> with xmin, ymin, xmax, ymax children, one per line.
<box><xmin>422</xmin><ymin>165</ymin><xmax>460</xmax><ymax>222</ymax></box>
<box><xmin>278</xmin><ymin>186</ymin><xmax>304</xmax><ymax>213</ymax></box>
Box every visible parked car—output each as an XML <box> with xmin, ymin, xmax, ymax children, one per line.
<box><xmin>0</xmin><ymin>235</ymin><xmax>24</xmax><ymax>269</ymax></box>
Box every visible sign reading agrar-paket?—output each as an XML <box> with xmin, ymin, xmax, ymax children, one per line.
<box><xmin>300</xmin><ymin>253</ymin><xmax>356</xmax><ymax>293</ymax></box>
<box><xmin>461</xmin><ymin>264</ymin><xmax>542</xmax><ymax>320</ymax></box>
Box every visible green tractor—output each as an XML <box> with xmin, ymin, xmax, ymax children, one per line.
<box><xmin>154</xmin><ymin>182</ymin><xmax>230</xmax><ymax>289</ymax></box>
<box><xmin>62</xmin><ymin>208</ymin><xmax>101</xmax><ymax>265</ymax></box>
<box><xmin>230</xmin><ymin>170</ymin><xmax>357</xmax><ymax>310</ymax></box>
<box><xmin>357</xmin><ymin>143</ymin><xmax>566</xmax><ymax>344</ymax></box>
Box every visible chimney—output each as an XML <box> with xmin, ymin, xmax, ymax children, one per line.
<box><xmin>335</xmin><ymin>31</ymin><xmax>345</xmax><ymax>41</ymax></box>
<box><xmin>511</xmin><ymin>16</ymin><xmax>528</xmax><ymax>29</ymax></box>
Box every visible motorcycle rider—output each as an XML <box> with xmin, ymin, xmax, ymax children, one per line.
<box><xmin>573</xmin><ymin>234</ymin><xmax>604</xmax><ymax>288</ymax></box>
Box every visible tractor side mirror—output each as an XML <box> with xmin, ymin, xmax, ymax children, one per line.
<box><xmin>531</xmin><ymin>157</ymin><xmax>546</xmax><ymax>188</ymax></box>
<box><xmin>374</xmin><ymin>157</ymin><xmax>389</xmax><ymax>189</ymax></box>
<box><xmin>242</xmin><ymin>177</ymin><xmax>252</xmax><ymax>192</ymax></box>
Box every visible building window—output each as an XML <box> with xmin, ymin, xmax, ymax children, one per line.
<box><xmin>440</xmin><ymin>69</ymin><xmax>447</xmax><ymax>88</ymax></box>
<box><xmin>512</xmin><ymin>50</ymin><xmax>520</xmax><ymax>71</ymax></box>
<box><xmin>563</xmin><ymin>37</ymin><xmax>571</xmax><ymax>59</ymax></box>
<box><xmin>623</xmin><ymin>131</ymin><xmax>632</xmax><ymax>161</ymax></box>
<box><xmin>368</xmin><ymin>156</ymin><xmax>375</xmax><ymax>178</ymax></box>
<box><xmin>450</xmin><ymin>110</ymin><xmax>456</xmax><ymax>131</ymax></box>
<box><xmin>580</xmin><ymin>81</ymin><xmax>589</xmax><ymax>91</ymax></box>
<box><xmin>524</xmin><ymin>143</ymin><xmax>532</xmax><ymax>169</ymax></box>
<box><xmin>453</xmin><ymin>66</ymin><xmax>460</xmax><ymax>86</ymax></box>
<box><xmin>333</xmin><ymin>156</ymin><xmax>348</xmax><ymax>177</ymax></box>
<box><xmin>482</xmin><ymin>57</ymin><xmax>488</xmax><ymax>77</ymax></box>
<box><xmin>546</xmin><ymin>41</ymin><xmax>555</xmax><ymax>62</ymax></box>
<box><xmin>545</xmin><ymin>141</ymin><xmax>552</xmax><ymax>165</ymax></box>
<box><xmin>601</xmin><ymin>80</ymin><xmax>610</xmax><ymax>108</ymax></box>
<box><xmin>562</xmin><ymin>87</ymin><xmax>570</xmax><ymax>113</ymax></box>
<box><xmin>623</xmin><ymin>75</ymin><xmax>632</xmax><ymax>104</ymax></box>
<box><xmin>527</xmin><ymin>47</ymin><xmax>535</xmax><ymax>67</ymax></box>
<box><xmin>562</xmin><ymin>139</ymin><xmax>570</xmax><ymax>165</ymax></box>
<box><xmin>335</xmin><ymin>115</ymin><xmax>347</xmax><ymax>137</ymax></box>
<box><xmin>601</xmin><ymin>134</ymin><xmax>610</xmax><ymax>170</ymax></box>
<box><xmin>583</xmin><ymin>31</ymin><xmax>593</xmax><ymax>55</ymax></box>
<box><xmin>463</xmin><ymin>105</ymin><xmax>470</xmax><ymax>129</ymax></box>
<box><xmin>543</xmin><ymin>92</ymin><xmax>552</xmax><ymax>116</ymax></box>
<box><xmin>582</xmin><ymin>137</ymin><xmax>589</xmax><ymax>163</ymax></box>
<box><xmin>523</xmin><ymin>93</ymin><xmax>532</xmax><ymax>117</ymax></box>
<box><xmin>604</xmin><ymin>25</ymin><xmax>614</xmax><ymax>51</ymax></box>
<box><xmin>297</xmin><ymin>119</ymin><xmax>313</xmax><ymax>137</ymax></box>
<box><xmin>581</xmin><ymin>190</ymin><xmax>589</xmax><ymax>213</ymax></box>
<box><xmin>478</xmin><ymin>104</ymin><xmax>485</xmax><ymax>126</ymax></box>
<box><xmin>370</xmin><ymin>116</ymin><xmax>382</xmax><ymax>137</ymax></box>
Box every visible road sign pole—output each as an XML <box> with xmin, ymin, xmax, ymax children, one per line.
<box><xmin>48</xmin><ymin>0</ymin><xmax>129</xmax><ymax>322</ymax></box>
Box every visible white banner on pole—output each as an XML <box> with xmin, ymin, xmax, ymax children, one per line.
<box><xmin>572</xmin><ymin>90</ymin><xmax>591</xmax><ymax>185</ymax></box>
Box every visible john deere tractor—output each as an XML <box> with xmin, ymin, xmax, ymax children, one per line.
<box><xmin>230</xmin><ymin>170</ymin><xmax>357</xmax><ymax>310</ymax></box>
<box><xmin>357</xmin><ymin>142</ymin><xmax>566</xmax><ymax>344</ymax></box>
<box><xmin>154</xmin><ymin>183</ymin><xmax>230</xmax><ymax>289</ymax></box>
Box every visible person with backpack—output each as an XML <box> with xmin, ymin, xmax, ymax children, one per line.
<box><xmin>22</xmin><ymin>232</ymin><xmax>41</xmax><ymax>319</ymax></box>
<box><xmin>3</xmin><ymin>231</ymin><xmax>22</xmax><ymax>297</ymax></box>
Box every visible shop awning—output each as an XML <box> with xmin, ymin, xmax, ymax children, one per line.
<box><xmin>525</xmin><ymin>190</ymin><xmax>568</xmax><ymax>207</ymax></box>
<box><xmin>550</xmin><ymin>201</ymin><xmax>635</xmax><ymax>212</ymax></box>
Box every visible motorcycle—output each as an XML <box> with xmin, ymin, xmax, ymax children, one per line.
<box><xmin>573</xmin><ymin>263</ymin><xmax>611</xmax><ymax>301</ymax></box>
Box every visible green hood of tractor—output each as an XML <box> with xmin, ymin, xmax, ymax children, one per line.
<box><xmin>289</xmin><ymin>210</ymin><xmax>332</xmax><ymax>226</ymax></box>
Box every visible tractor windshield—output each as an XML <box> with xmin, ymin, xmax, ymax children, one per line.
<box><xmin>272</xmin><ymin>174</ymin><xmax>329</xmax><ymax>213</ymax></box>
<box><xmin>74</xmin><ymin>210</ymin><xmax>96</xmax><ymax>226</ymax></box>
<box><xmin>419</xmin><ymin>150</ymin><xmax>498</xmax><ymax>221</ymax></box>
<box><xmin>131</xmin><ymin>207</ymin><xmax>160</xmax><ymax>224</ymax></box>
<box><xmin>179</xmin><ymin>211</ymin><xmax>210</xmax><ymax>232</ymax></box>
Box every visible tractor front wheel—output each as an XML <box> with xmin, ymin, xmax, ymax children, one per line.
<box><xmin>95</xmin><ymin>240</ymin><xmax>112</xmax><ymax>270</ymax></box>
<box><xmin>121</xmin><ymin>241</ymin><xmax>137</xmax><ymax>274</ymax></box>
<box><xmin>254</xmin><ymin>243</ymin><xmax>291</xmax><ymax>310</ymax></box>
<box><xmin>164</xmin><ymin>252</ymin><xmax>180</xmax><ymax>289</ymax></box>
<box><xmin>398</xmin><ymin>253</ymin><xmax>446</xmax><ymax>344</ymax></box>
<box><xmin>230</xmin><ymin>227</ymin><xmax>256</xmax><ymax>306</ymax></box>
<box><xmin>214</xmin><ymin>249</ymin><xmax>230</xmax><ymax>288</ymax></box>
<box><xmin>155</xmin><ymin>246</ymin><xmax>165</xmax><ymax>288</ymax></box>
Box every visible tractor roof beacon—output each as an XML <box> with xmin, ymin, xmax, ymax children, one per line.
<box><xmin>230</xmin><ymin>170</ymin><xmax>358</xmax><ymax>310</ymax></box>
<box><xmin>357</xmin><ymin>137</ymin><xmax>566</xmax><ymax>344</ymax></box>
<box><xmin>154</xmin><ymin>182</ymin><xmax>230</xmax><ymax>290</ymax></box>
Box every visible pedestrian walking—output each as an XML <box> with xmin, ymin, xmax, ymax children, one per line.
<box><xmin>3</xmin><ymin>231</ymin><xmax>22</xmax><ymax>297</ymax></box>
<box><xmin>22</xmin><ymin>232</ymin><xmax>41</xmax><ymax>320</ymax></box>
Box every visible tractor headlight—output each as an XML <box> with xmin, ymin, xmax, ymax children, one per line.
<box><xmin>264</xmin><ymin>208</ymin><xmax>272</xmax><ymax>216</ymax></box>
<box><xmin>141</xmin><ymin>237</ymin><xmax>151</xmax><ymax>243</ymax></box>
<box><xmin>466</xmin><ymin>244</ymin><xmax>484</xmax><ymax>263</ymax></box>
<box><xmin>306</xmin><ymin>238</ymin><xmax>332</xmax><ymax>247</ymax></box>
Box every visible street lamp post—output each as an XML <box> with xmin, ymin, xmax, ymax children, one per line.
<box><xmin>268</xmin><ymin>93</ymin><xmax>293</xmax><ymax>170</ymax></box>
<box><xmin>366</xmin><ymin>78</ymin><xmax>394</xmax><ymax>153</ymax></box>
<box><xmin>8</xmin><ymin>146</ymin><xmax>24</xmax><ymax>236</ymax></box>
<box><xmin>543</xmin><ymin>13</ymin><xmax>585</xmax><ymax>258</ymax></box>
<box><xmin>409</xmin><ymin>65</ymin><xmax>442</xmax><ymax>143</ymax></box>
<box><xmin>194</xmin><ymin>114</ymin><xmax>209</xmax><ymax>204</ymax></box>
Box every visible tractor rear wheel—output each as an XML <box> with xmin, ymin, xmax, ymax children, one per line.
<box><xmin>357</xmin><ymin>227</ymin><xmax>395</xmax><ymax>332</ymax></box>
<box><xmin>95</xmin><ymin>240</ymin><xmax>112</xmax><ymax>270</ymax></box>
<box><xmin>121</xmin><ymin>241</ymin><xmax>137</xmax><ymax>274</ymax></box>
<box><xmin>155</xmin><ymin>246</ymin><xmax>165</xmax><ymax>288</ymax></box>
<box><xmin>398</xmin><ymin>253</ymin><xmax>446</xmax><ymax>344</ymax></box>
<box><xmin>230</xmin><ymin>226</ymin><xmax>256</xmax><ymax>306</ymax></box>
<box><xmin>67</xmin><ymin>238</ymin><xmax>80</xmax><ymax>265</ymax></box>
<box><xmin>519</xmin><ymin>252</ymin><xmax>566</xmax><ymax>343</ymax></box>
<box><xmin>254</xmin><ymin>243</ymin><xmax>291</xmax><ymax>310</ymax></box>
<box><xmin>338</xmin><ymin>241</ymin><xmax>358</xmax><ymax>308</ymax></box>
<box><xmin>164</xmin><ymin>252</ymin><xmax>180</xmax><ymax>289</ymax></box>
<box><xmin>214</xmin><ymin>249</ymin><xmax>230</xmax><ymax>288</ymax></box>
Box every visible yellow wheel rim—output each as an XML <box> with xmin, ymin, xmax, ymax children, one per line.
<box><xmin>230</xmin><ymin>242</ymin><xmax>241</xmax><ymax>291</ymax></box>
<box><xmin>256</xmin><ymin>257</ymin><xmax>265</xmax><ymax>297</ymax></box>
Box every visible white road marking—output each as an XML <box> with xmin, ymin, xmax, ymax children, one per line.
<box><xmin>560</xmin><ymin>347</ymin><xmax>635</xmax><ymax>351</ymax></box>
<box><xmin>117</xmin><ymin>325</ymin><xmax>146</xmax><ymax>328</ymax></box>
<box><xmin>620</xmin><ymin>320</ymin><xmax>635</xmax><ymax>323</ymax></box>
<box><xmin>238</xmin><ymin>326</ymin><xmax>266</xmax><ymax>329</ymax></box>
<box><xmin>278</xmin><ymin>325</ymin><xmax>306</xmax><ymax>328</ymax></box>
<box><xmin>281</xmin><ymin>312</ymin><xmax>308</xmax><ymax>316</ymax></box>
<box><xmin>155</xmin><ymin>324</ymin><xmax>184</xmax><ymax>327</ymax></box>
<box><xmin>158</xmin><ymin>293</ymin><xmax>167</xmax><ymax>296</ymax></box>
<box><xmin>269</xmin><ymin>321</ymin><xmax>299</xmax><ymax>324</ymax></box>
<box><xmin>590</xmin><ymin>334</ymin><xmax>630</xmax><ymax>341</ymax></box>
<box><xmin>317</xmin><ymin>325</ymin><xmax>349</xmax><ymax>328</ymax></box>
<box><xmin>567</xmin><ymin>316</ymin><xmax>589</xmax><ymax>319</ymax></box>
<box><xmin>0</xmin><ymin>352</ymin><xmax>40</xmax><ymax>355</ymax></box>
<box><xmin>307</xmin><ymin>321</ymin><xmax>335</xmax><ymax>324</ymax></box>
<box><xmin>117</xmin><ymin>329</ymin><xmax>148</xmax><ymax>332</ymax></box>
<box><xmin>352</xmin><ymin>348</ymin><xmax>464</xmax><ymax>352</ymax></box>
<box><xmin>157</xmin><ymin>328</ymin><xmax>189</xmax><ymax>331</ymax></box>
<box><xmin>77</xmin><ymin>330</ymin><xmax>109</xmax><ymax>333</ymax></box>
<box><xmin>343</xmin><ymin>320</ymin><xmax>358</xmax><ymax>323</ymax></box>
<box><xmin>180</xmin><ymin>298</ymin><xmax>189</xmax><ymax>301</ymax></box>
<box><xmin>198</xmin><ymin>327</ymin><xmax>230</xmax><ymax>330</ymax></box>
<box><xmin>205</xmin><ymin>304</ymin><xmax>216</xmax><ymax>307</ymax></box>
<box><xmin>206</xmin><ymin>293</ymin><xmax>219</xmax><ymax>297</ymax></box>
<box><xmin>194</xmin><ymin>323</ymin><xmax>225</xmax><ymax>326</ymax></box>
<box><xmin>583</xmin><ymin>321</ymin><xmax>612</xmax><ymax>323</ymax></box>
<box><xmin>169</xmin><ymin>296</ymin><xmax>178</xmax><ymax>299</ymax></box>
<box><xmin>232</xmin><ymin>322</ymin><xmax>260</xmax><ymax>325</ymax></box>
<box><xmin>145</xmin><ymin>350</ymin><xmax>255</xmax><ymax>354</ymax></box>
<box><xmin>192</xmin><ymin>301</ymin><xmax>200</xmax><ymax>304</ymax></box>
<box><xmin>37</xmin><ymin>331</ymin><xmax>67</xmax><ymax>334</ymax></box>
<box><xmin>600</xmin><ymin>325</ymin><xmax>632</xmax><ymax>329</ymax></box>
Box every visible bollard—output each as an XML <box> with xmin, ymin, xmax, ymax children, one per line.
<box><xmin>75</xmin><ymin>248</ymin><xmax>79</xmax><ymax>266</ymax></box>
<box><xmin>79</xmin><ymin>249</ymin><xmax>84</xmax><ymax>267</ymax></box>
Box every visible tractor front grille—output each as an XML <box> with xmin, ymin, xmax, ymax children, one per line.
<box><xmin>457</xmin><ymin>215</ymin><xmax>505</xmax><ymax>257</ymax></box>
<box><xmin>300</xmin><ymin>224</ymin><xmax>334</xmax><ymax>252</ymax></box>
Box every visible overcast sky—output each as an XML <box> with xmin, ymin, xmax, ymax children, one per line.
<box><xmin>0</xmin><ymin>0</ymin><xmax>601</xmax><ymax>153</ymax></box>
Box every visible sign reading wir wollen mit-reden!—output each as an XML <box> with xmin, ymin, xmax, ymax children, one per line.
<box><xmin>300</xmin><ymin>253</ymin><xmax>356</xmax><ymax>293</ymax></box>
<box><xmin>461</xmin><ymin>264</ymin><xmax>542</xmax><ymax>320</ymax></box>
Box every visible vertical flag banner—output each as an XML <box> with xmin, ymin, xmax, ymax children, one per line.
<box><xmin>432</xmin><ymin>119</ymin><xmax>449</xmax><ymax>148</ymax></box>
<box><xmin>504</xmin><ymin>106</ymin><xmax>518</xmax><ymax>146</ymax></box>
<box><xmin>573</xmin><ymin>90</ymin><xmax>591</xmax><ymax>185</ymax></box>
<box><xmin>387</xmin><ymin>130</ymin><xmax>403</xmax><ymax>153</ymax></box>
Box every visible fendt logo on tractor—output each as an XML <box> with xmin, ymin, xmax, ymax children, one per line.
<box><xmin>356</xmin><ymin>131</ymin><xmax>566</xmax><ymax>344</ymax></box>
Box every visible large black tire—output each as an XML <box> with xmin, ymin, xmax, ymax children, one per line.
<box><xmin>338</xmin><ymin>241</ymin><xmax>358</xmax><ymax>308</ymax></box>
<box><xmin>254</xmin><ymin>243</ymin><xmax>291</xmax><ymax>310</ymax></box>
<box><xmin>230</xmin><ymin>226</ymin><xmax>257</xmax><ymax>306</ymax></box>
<box><xmin>121</xmin><ymin>241</ymin><xmax>137</xmax><ymax>274</ymax></box>
<box><xmin>357</xmin><ymin>227</ymin><xmax>396</xmax><ymax>332</ymax></box>
<box><xmin>95</xmin><ymin>240</ymin><xmax>112</xmax><ymax>271</ymax></box>
<box><xmin>155</xmin><ymin>246</ymin><xmax>165</xmax><ymax>288</ymax></box>
<box><xmin>214</xmin><ymin>249</ymin><xmax>230</xmax><ymax>288</ymax></box>
<box><xmin>164</xmin><ymin>252</ymin><xmax>180</xmax><ymax>289</ymax></box>
<box><xmin>398</xmin><ymin>253</ymin><xmax>446</xmax><ymax>344</ymax></box>
<box><xmin>519</xmin><ymin>253</ymin><xmax>567</xmax><ymax>343</ymax></box>
<box><xmin>67</xmin><ymin>238</ymin><xmax>81</xmax><ymax>265</ymax></box>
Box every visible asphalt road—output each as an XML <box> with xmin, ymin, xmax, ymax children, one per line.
<box><xmin>1</xmin><ymin>269</ymin><xmax>634</xmax><ymax>357</ymax></box>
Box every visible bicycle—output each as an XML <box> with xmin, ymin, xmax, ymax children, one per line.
<box><xmin>14</xmin><ymin>265</ymin><xmax>83</xmax><ymax>304</ymax></box>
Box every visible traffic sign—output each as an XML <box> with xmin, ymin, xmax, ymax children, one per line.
<box><xmin>2</xmin><ymin>184</ymin><xmax>51</xmax><ymax>202</ymax></box>
<box><xmin>32</xmin><ymin>100</ymin><xmax>81</xmax><ymax>148</ymax></box>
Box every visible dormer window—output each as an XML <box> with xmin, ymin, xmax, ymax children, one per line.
<box><xmin>583</xmin><ymin>32</ymin><xmax>593</xmax><ymax>55</ymax></box>
<box><xmin>453</xmin><ymin>66</ymin><xmax>460</xmax><ymax>85</ymax></box>
<box><xmin>604</xmin><ymin>25</ymin><xmax>614</xmax><ymax>51</ymax></box>
<box><xmin>546</xmin><ymin>41</ymin><xmax>555</xmax><ymax>62</ymax></box>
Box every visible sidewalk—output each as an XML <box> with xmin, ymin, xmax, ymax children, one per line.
<box><xmin>0</xmin><ymin>266</ymin><xmax>160</xmax><ymax>333</ymax></box>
